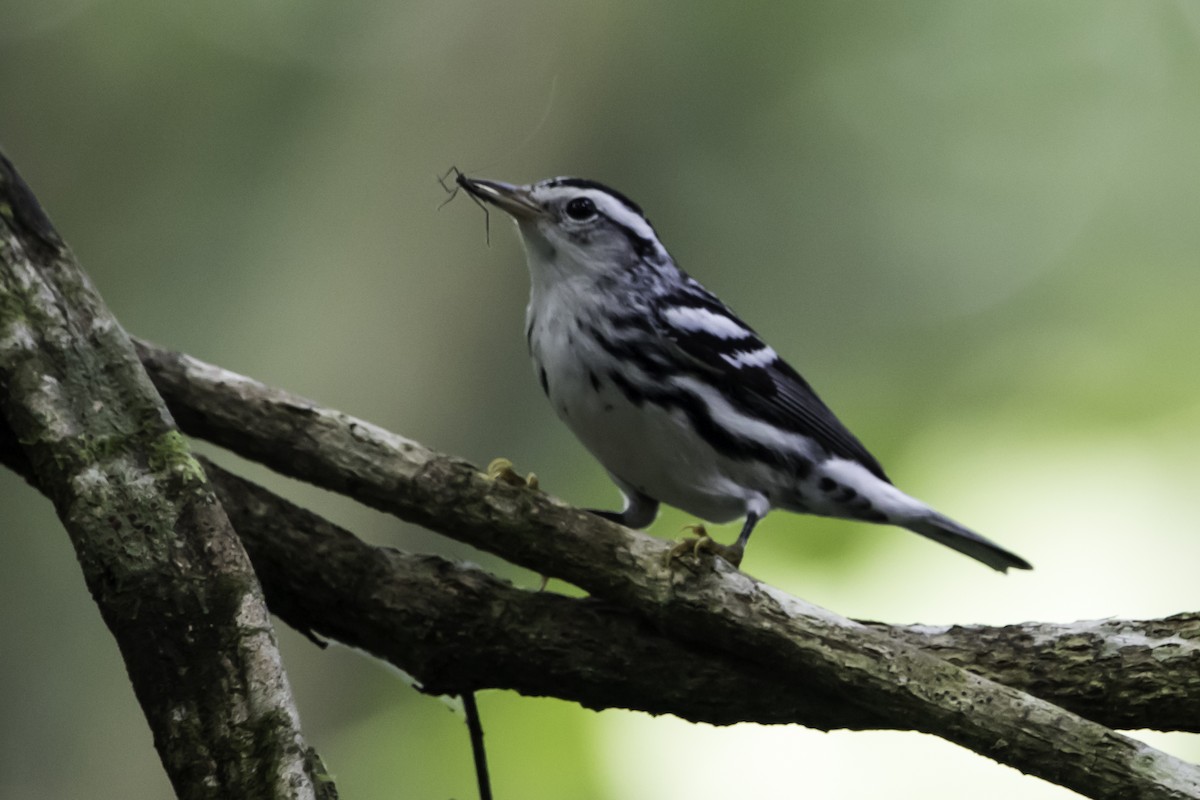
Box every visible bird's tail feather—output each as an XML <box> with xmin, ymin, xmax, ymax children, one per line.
<box><xmin>904</xmin><ymin>514</ymin><xmax>1032</xmax><ymax>573</ymax></box>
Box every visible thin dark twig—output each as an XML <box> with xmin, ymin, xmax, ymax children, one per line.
<box><xmin>462</xmin><ymin>692</ymin><xmax>493</xmax><ymax>800</ymax></box>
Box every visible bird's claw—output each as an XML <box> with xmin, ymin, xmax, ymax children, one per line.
<box><xmin>485</xmin><ymin>458</ymin><xmax>545</xmax><ymax>589</ymax></box>
<box><xmin>665</xmin><ymin>524</ymin><xmax>744</xmax><ymax>568</ymax></box>
<box><xmin>485</xmin><ymin>457</ymin><xmax>539</xmax><ymax>490</ymax></box>
<box><xmin>667</xmin><ymin>524</ymin><xmax>714</xmax><ymax>562</ymax></box>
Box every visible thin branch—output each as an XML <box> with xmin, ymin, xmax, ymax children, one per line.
<box><xmin>127</xmin><ymin>339</ymin><xmax>1200</xmax><ymax>800</ymax></box>
<box><xmin>0</xmin><ymin>153</ymin><xmax>336</xmax><ymax>800</ymax></box>
<box><xmin>462</xmin><ymin>693</ymin><xmax>493</xmax><ymax>800</ymax></box>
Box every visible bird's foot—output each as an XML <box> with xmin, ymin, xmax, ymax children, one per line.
<box><xmin>485</xmin><ymin>458</ymin><xmax>547</xmax><ymax>588</ymax></box>
<box><xmin>665</xmin><ymin>524</ymin><xmax>744</xmax><ymax>568</ymax></box>
<box><xmin>485</xmin><ymin>457</ymin><xmax>539</xmax><ymax>490</ymax></box>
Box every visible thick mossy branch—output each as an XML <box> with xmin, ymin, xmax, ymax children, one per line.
<box><xmin>127</xmin><ymin>340</ymin><xmax>1200</xmax><ymax>800</ymax></box>
<box><xmin>0</xmin><ymin>153</ymin><xmax>334</xmax><ymax>800</ymax></box>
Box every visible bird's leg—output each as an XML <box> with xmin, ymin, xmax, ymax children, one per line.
<box><xmin>733</xmin><ymin>511</ymin><xmax>760</xmax><ymax>552</ymax></box>
<box><xmin>589</xmin><ymin>508</ymin><xmax>630</xmax><ymax>524</ymax></box>
<box><xmin>587</xmin><ymin>484</ymin><xmax>659</xmax><ymax>530</ymax></box>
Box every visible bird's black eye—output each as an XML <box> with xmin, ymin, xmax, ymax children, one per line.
<box><xmin>565</xmin><ymin>197</ymin><xmax>597</xmax><ymax>221</ymax></box>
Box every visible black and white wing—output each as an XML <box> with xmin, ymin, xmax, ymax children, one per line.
<box><xmin>650</xmin><ymin>283</ymin><xmax>890</xmax><ymax>481</ymax></box>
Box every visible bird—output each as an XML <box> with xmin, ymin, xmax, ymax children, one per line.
<box><xmin>455</xmin><ymin>172</ymin><xmax>1031</xmax><ymax>573</ymax></box>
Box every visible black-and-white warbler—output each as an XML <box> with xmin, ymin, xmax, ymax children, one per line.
<box><xmin>457</xmin><ymin>173</ymin><xmax>1031</xmax><ymax>572</ymax></box>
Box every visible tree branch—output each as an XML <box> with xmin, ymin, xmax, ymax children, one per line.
<box><xmin>5</xmin><ymin>434</ymin><xmax>1197</xmax><ymax>736</ymax></box>
<box><xmin>204</xmin><ymin>455</ymin><xmax>1200</xmax><ymax>733</ymax></box>
<box><xmin>883</xmin><ymin>616</ymin><xmax>1200</xmax><ymax>734</ymax></box>
<box><xmin>126</xmin><ymin>339</ymin><xmax>1200</xmax><ymax>800</ymax></box>
<box><xmin>2</xmin><ymin>144</ymin><xmax>1197</xmax><ymax>798</ymax></box>
<box><xmin>0</xmin><ymin>153</ymin><xmax>335</xmax><ymax>800</ymax></box>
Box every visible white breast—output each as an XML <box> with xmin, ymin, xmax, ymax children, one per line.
<box><xmin>526</xmin><ymin>282</ymin><xmax>772</xmax><ymax>523</ymax></box>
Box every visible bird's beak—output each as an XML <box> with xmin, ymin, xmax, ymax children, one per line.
<box><xmin>457</xmin><ymin>175</ymin><xmax>543</xmax><ymax>220</ymax></box>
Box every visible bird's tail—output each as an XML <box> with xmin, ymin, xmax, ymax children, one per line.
<box><xmin>904</xmin><ymin>513</ymin><xmax>1032</xmax><ymax>573</ymax></box>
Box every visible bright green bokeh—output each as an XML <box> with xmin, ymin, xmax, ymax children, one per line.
<box><xmin>2</xmin><ymin>2</ymin><xmax>1199</xmax><ymax>797</ymax></box>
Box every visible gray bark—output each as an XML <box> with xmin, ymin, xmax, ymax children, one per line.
<box><xmin>204</xmin><ymin>458</ymin><xmax>1200</xmax><ymax>734</ymax></box>
<box><xmin>0</xmin><ymin>153</ymin><xmax>335</xmax><ymax>800</ymax></box>
<box><xmin>5</xmin><ymin>437</ymin><xmax>1196</xmax><ymax>736</ymax></box>
<box><xmin>128</xmin><ymin>339</ymin><xmax>1200</xmax><ymax>800</ymax></box>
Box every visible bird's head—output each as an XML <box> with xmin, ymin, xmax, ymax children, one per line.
<box><xmin>457</xmin><ymin>174</ymin><xmax>666</xmax><ymax>284</ymax></box>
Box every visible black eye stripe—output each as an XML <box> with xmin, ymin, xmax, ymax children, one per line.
<box><xmin>562</xmin><ymin>207</ymin><xmax>655</xmax><ymax>259</ymax></box>
<box><xmin>551</xmin><ymin>186</ymin><xmax>660</xmax><ymax>260</ymax></box>
<box><xmin>604</xmin><ymin>215</ymin><xmax>658</xmax><ymax>260</ymax></box>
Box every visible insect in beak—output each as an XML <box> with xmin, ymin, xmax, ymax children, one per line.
<box><xmin>456</xmin><ymin>175</ymin><xmax>543</xmax><ymax>221</ymax></box>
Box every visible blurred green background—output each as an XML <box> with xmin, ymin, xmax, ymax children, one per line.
<box><xmin>3</xmin><ymin>1</ymin><xmax>1199</xmax><ymax>797</ymax></box>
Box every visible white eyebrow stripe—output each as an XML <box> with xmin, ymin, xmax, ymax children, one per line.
<box><xmin>536</xmin><ymin>186</ymin><xmax>659</xmax><ymax>242</ymax></box>
<box><xmin>592</xmin><ymin>194</ymin><xmax>657</xmax><ymax>239</ymax></box>
<box><xmin>663</xmin><ymin>306</ymin><xmax>753</xmax><ymax>339</ymax></box>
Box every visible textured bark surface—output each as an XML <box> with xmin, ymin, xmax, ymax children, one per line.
<box><xmin>128</xmin><ymin>340</ymin><xmax>1200</xmax><ymax>800</ymax></box>
<box><xmin>885</xmin><ymin>616</ymin><xmax>1200</xmax><ymax>733</ymax></box>
<box><xmin>206</xmin><ymin>457</ymin><xmax>1200</xmax><ymax>732</ymax></box>
<box><xmin>6</xmin><ymin>437</ymin><xmax>1197</xmax><ymax>736</ymax></box>
<box><xmin>0</xmin><ymin>154</ymin><xmax>335</xmax><ymax>800</ymax></box>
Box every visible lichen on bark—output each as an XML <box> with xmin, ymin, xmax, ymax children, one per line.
<box><xmin>0</xmin><ymin>151</ymin><xmax>333</xmax><ymax>800</ymax></box>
